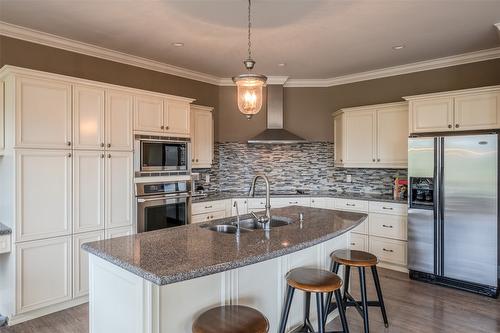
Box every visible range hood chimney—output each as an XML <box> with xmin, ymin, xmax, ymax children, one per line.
<box><xmin>247</xmin><ymin>85</ymin><xmax>306</xmax><ymax>144</ymax></box>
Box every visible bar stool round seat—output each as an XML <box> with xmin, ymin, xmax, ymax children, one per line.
<box><xmin>192</xmin><ymin>305</ymin><xmax>269</xmax><ymax>333</ymax></box>
<box><xmin>330</xmin><ymin>249</ymin><xmax>378</xmax><ymax>267</ymax></box>
<box><xmin>286</xmin><ymin>267</ymin><xmax>343</xmax><ymax>292</ymax></box>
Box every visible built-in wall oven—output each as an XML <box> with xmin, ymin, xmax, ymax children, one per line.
<box><xmin>134</xmin><ymin>135</ymin><xmax>190</xmax><ymax>176</ymax></box>
<box><xmin>136</xmin><ymin>179</ymin><xmax>191</xmax><ymax>233</ymax></box>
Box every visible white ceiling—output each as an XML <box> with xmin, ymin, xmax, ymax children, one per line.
<box><xmin>1</xmin><ymin>0</ymin><xmax>500</xmax><ymax>80</ymax></box>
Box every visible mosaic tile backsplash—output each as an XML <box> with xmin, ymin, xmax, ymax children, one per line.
<box><xmin>193</xmin><ymin>142</ymin><xmax>407</xmax><ymax>194</ymax></box>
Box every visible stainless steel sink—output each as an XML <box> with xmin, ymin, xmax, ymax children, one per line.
<box><xmin>205</xmin><ymin>225</ymin><xmax>252</xmax><ymax>234</ymax></box>
<box><xmin>232</xmin><ymin>216</ymin><xmax>293</xmax><ymax>230</ymax></box>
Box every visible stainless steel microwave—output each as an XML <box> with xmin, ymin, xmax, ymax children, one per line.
<box><xmin>134</xmin><ymin>136</ymin><xmax>190</xmax><ymax>173</ymax></box>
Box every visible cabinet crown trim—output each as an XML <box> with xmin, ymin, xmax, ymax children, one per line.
<box><xmin>403</xmin><ymin>85</ymin><xmax>500</xmax><ymax>101</ymax></box>
<box><xmin>332</xmin><ymin>101</ymin><xmax>408</xmax><ymax>116</ymax></box>
<box><xmin>191</xmin><ymin>104</ymin><xmax>214</xmax><ymax>112</ymax></box>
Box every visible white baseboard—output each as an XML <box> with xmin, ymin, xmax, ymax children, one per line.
<box><xmin>7</xmin><ymin>296</ymin><xmax>88</xmax><ymax>326</ymax></box>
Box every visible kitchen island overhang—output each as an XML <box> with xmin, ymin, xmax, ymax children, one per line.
<box><xmin>83</xmin><ymin>206</ymin><xmax>367</xmax><ymax>333</ymax></box>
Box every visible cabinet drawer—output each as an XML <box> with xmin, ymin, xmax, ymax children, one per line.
<box><xmin>351</xmin><ymin>217</ymin><xmax>368</xmax><ymax>235</ymax></box>
<box><xmin>191</xmin><ymin>200</ymin><xmax>227</xmax><ymax>215</ymax></box>
<box><xmin>310</xmin><ymin>197</ymin><xmax>332</xmax><ymax>209</ymax></box>
<box><xmin>369</xmin><ymin>201</ymin><xmax>407</xmax><ymax>215</ymax></box>
<box><xmin>334</xmin><ymin>199</ymin><xmax>368</xmax><ymax>212</ymax></box>
<box><xmin>271</xmin><ymin>197</ymin><xmax>310</xmax><ymax>208</ymax></box>
<box><xmin>369</xmin><ymin>236</ymin><xmax>407</xmax><ymax>266</ymax></box>
<box><xmin>247</xmin><ymin>198</ymin><xmax>267</xmax><ymax>210</ymax></box>
<box><xmin>191</xmin><ymin>210</ymin><xmax>226</xmax><ymax>224</ymax></box>
<box><xmin>0</xmin><ymin>234</ymin><xmax>11</xmax><ymax>254</ymax></box>
<box><xmin>349</xmin><ymin>233</ymin><xmax>368</xmax><ymax>251</ymax></box>
<box><xmin>369</xmin><ymin>213</ymin><xmax>407</xmax><ymax>240</ymax></box>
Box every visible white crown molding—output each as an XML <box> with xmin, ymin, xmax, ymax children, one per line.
<box><xmin>1</xmin><ymin>21</ymin><xmax>500</xmax><ymax>88</ymax></box>
<box><xmin>283</xmin><ymin>47</ymin><xmax>500</xmax><ymax>87</ymax></box>
<box><xmin>0</xmin><ymin>21</ymin><xmax>222</xmax><ymax>85</ymax></box>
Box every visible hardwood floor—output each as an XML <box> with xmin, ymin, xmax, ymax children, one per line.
<box><xmin>1</xmin><ymin>268</ymin><xmax>498</xmax><ymax>333</ymax></box>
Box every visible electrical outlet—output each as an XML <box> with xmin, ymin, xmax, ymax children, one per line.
<box><xmin>346</xmin><ymin>175</ymin><xmax>352</xmax><ymax>183</ymax></box>
<box><xmin>205</xmin><ymin>174</ymin><xmax>210</xmax><ymax>183</ymax></box>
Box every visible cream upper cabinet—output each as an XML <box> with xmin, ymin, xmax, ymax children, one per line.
<box><xmin>16</xmin><ymin>236</ymin><xmax>72</xmax><ymax>314</ymax></box>
<box><xmin>15</xmin><ymin>76</ymin><xmax>72</xmax><ymax>149</ymax></box>
<box><xmin>333</xmin><ymin>102</ymin><xmax>408</xmax><ymax>168</ymax></box>
<box><xmin>405</xmin><ymin>86</ymin><xmax>500</xmax><ymax>134</ymax></box>
<box><xmin>165</xmin><ymin>100</ymin><xmax>190</xmax><ymax>137</ymax></box>
<box><xmin>16</xmin><ymin>149</ymin><xmax>72</xmax><ymax>242</ymax></box>
<box><xmin>333</xmin><ymin>113</ymin><xmax>344</xmax><ymax>164</ymax></box>
<box><xmin>344</xmin><ymin>110</ymin><xmax>377</xmax><ymax>165</ymax></box>
<box><xmin>454</xmin><ymin>92</ymin><xmax>500</xmax><ymax>130</ymax></box>
<box><xmin>73</xmin><ymin>84</ymin><xmax>105</xmax><ymax>150</ymax></box>
<box><xmin>73</xmin><ymin>151</ymin><xmax>105</xmax><ymax>234</ymax></box>
<box><xmin>191</xmin><ymin>105</ymin><xmax>213</xmax><ymax>168</ymax></box>
<box><xmin>106</xmin><ymin>90</ymin><xmax>134</xmax><ymax>151</ymax></box>
<box><xmin>105</xmin><ymin>151</ymin><xmax>133</xmax><ymax>229</ymax></box>
<box><xmin>134</xmin><ymin>94</ymin><xmax>164</xmax><ymax>133</ymax></box>
<box><xmin>409</xmin><ymin>97</ymin><xmax>454</xmax><ymax>133</ymax></box>
<box><xmin>376</xmin><ymin>105</ymin><xmax>408</xmax><ymax>167</ymax></box>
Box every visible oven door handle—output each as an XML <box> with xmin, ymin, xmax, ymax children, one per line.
<box><xmin>137</xmin><ymin>193</ymin><xmax>190</xmax><ymax>203</ymax></box>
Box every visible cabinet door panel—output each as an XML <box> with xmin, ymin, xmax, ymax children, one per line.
<box><xmin>133</xmin><ymin>95</ymin><xmax>163</xmax><ymax>133</ymax></box>
<box><xmin>105</xmin><ymin>226</ymin><xmax>134</xmax><ymax>239</ymax></box>
<box><xmin>454</xmin><ymin>93</ymin><xmax>500</xmax><ymax>130</ymax></box>
<box><xmin>165</xmin><ymin>100</ymin><xmax>190</xmax><ymax>136</ymax></box>
<box><xmin>16</xmin><ymin>236</ymin><xmax>71</xmax><ymax>313</ymax></box>
<box><xmin>377</xmin><ymin>106</ymin><xmax>408</xmax><ymax>166</ymax></box>
<box><xmin>105</xmin><ymin>152</ymin><xmax>133</xmax><ymax>229</ymax></box>
<box><xmin>344</xmin><ymin>110</ymin><xmax>376</xmax><ymax>164</ymax></box>
<box><xmin>333</xmin><ymin>114</ymin><xmax>344</xmax><ymax>164</ymax></box>
<box><xmin>16</xmin><ymin>76</ymin><xmax>72</xmax><ymax>148</ymax></box>
<box><xmin>191</xmin><ymin>109</ymin><xmax>213</xmax><ymax>168</ymax></box>
<box><xmin>410</xmin><ymin>97</ymin><xmax>453</xmax><ymax>133</ymax></box>
<box><xmin>73</xmin><ymin>84</ymin><xmax>105</xmax><ymax>150</ymax></box>
<box><xmin>73</xmin><ymin>151</ymin><xmax>105</xmax><ymax>233</ymax></box>
<box><xmin>106</xmin><ymin>90</ymin><xmax>134</xmax><ymax>151</ymax></box>
<box><xmin>73</xmin><ymin>231</ymin><xmax>104</xmax><ymax>297</ymax></box>
<box><xmin>16</xmin><ymin>150</ymin><xmax>72</xmax><ymax>242</ymax></box>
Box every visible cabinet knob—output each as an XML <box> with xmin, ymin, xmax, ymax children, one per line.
<box><xmin>101</xmin><ymin>142</ymin><xmax>105</xmax><ymax>148</ymax></box>
<box><xmin>340</xmin><ymin>159</ymin><xmax>343</xmax><ymax>162</ymax></box>
<box><xmin>161</xmin><ymin>125</ymin><xmax>165</xmax><ymax>130</ymax></box>
<box><xmin>108</xmin><ymin>154</ymin><xmax>112</xmax><ymax>158</ymax></box>
<box><xmin>166</xmin><ymin>126</ymin><xmax>170</xmax><ymax>130</ymax></box>
<box><xmin>377</xmin><ymin>158</ymin><xmax>380</xmax><ymax>162</ymax></box>
<box><xmin>101</xmin><ymin>154</ymin><xmax>105</xmax><ymax>158</ymax></box>
<box><xmin>192</xmin><ymin>158</ymin><xmax>194</xmax><ymax>162</ymax></box>
<box><xmin>455</xmin><ymin>124</ymin><xmax>460</xmax><ymax>128</ymax></box>
<box><xmin>67</xmin><ymin>141</ymin><xmax>72</xmax><ymax>146</ymax></box>
<box><xmin>448</xmin><ymin>124</ymin><xmax>452</xmax><ymax>129</ymax></box>
<box><xmin>196</xmin><ymin>159</ymin><xmax>199</xmax><ymax>162</ymax></box>
<box><xmin>68</xmin><ymin>153</ymin><xmax>72</xmax><ymax>158</ymax></box>
<box><xmin>372</xmin><ymin>158</ymin><xmax>375</xmax><ymax>162</ymax></box>
<box><xmin>107</xmin><ymin>143</ymin><xmax>111</xmax><ymax>148</ymax></box>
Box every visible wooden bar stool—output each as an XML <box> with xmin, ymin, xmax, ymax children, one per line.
<box><xmin>278</xmin><ymin>267</ymin><xmax>349</xmax><ymax>333</ymax></box>
<box><xmin>192</xmin><ymin>305</ymin><xmax>269</xmax><ymax>333</ymax></box>
<box><xmin>327</xmin><ymin>249</ymin><xmax>389</xmax><ymax>333</ymax></box>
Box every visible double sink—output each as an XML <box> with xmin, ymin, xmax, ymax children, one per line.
<box><xmin>202</xmin><ymin>216</ymin><xmax>294</xmax><ymax>234</ymax></box>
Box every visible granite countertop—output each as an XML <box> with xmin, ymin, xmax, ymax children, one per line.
<box><xmin>0</xmin><ymin>223</ymin><xmax>12</xmax><ymax>235</ymax></box>
<box><xmin>191</xmin><ymin>191</ymin><xmax>406</xmax><ymax>204</ymax></box>
<box><xmin>82</xmin><ymin>206</ymin><xmax>367</xmax><ymax>286</ymax></box>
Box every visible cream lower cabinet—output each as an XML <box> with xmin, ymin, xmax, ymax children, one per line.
<box><xmin>405</xmin><ymin>86</ymin><xmax>500</xmax><ymax>134</ymax></box>
<box><xmin>191</xmin><ymin>200</ymin><xmax>228</xmax><ymax>223</ymax></box>
<box><xmin>73</xmin><ymin>230</ymin><xmax>104</xmax><ymax>298</ymax></box>
<box><xmin>105</xmin><ymin>226</ymin><xmax>134</xmax><ymax>239</ymax></box>
<box><xmin>15</xmin><ymin>149</ymin><xmax>72</xmax><ymax>242</ymax></box>
<box><xmin>230</xmin><ymin>198</ymin><xmax>248</xmax><ymax>216</ymax></box>
<box><xmin>16</xmin><ymin>236</ymin><xmax>72</xmax><ymax>314</ymax></box>
<box><xmin>333</xmin><ymin>102</ymin><xmax>408</xmax><ymax>168</ymax></box>
<box><xmin>105</xmin><ymin>152</ymin><xmax>133</xmax><ymax>229</ymax></box>
<box><xmin>191</xmin><ymin>105</ymin><xmax>214</xmax><ymax>168</ymax></box>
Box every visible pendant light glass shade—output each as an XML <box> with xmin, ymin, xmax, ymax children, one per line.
<box><xmin>233</xmin><ymin>74</ymin><xmax>267</xmax><ymax>119</ymax></box>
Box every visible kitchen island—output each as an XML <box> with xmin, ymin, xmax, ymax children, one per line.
<box><xmin>82</xmin><ymin>206</ymin><xmax>367</xmax><ymax>333</ymax></box>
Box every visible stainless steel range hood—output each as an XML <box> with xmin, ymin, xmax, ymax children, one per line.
<box><xmin>248</xmin><ymin>85</ymin><xmax>306</xmax><ymax>144</ymax></box>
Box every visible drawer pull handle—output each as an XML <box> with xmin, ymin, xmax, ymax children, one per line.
<box><xmin>382</xmin><ymin>224</ymin><xmax>393</xmax><ymax>228</ymax></box>
<box><xmin>382</xmin><ymin>207</ymin><xmax>393</xmax><ymax>210</ymax></box>
<box><xmin>346</xmin><ymin>203</ymin><xmax>355</xmax><ymax>207</ymax></box>
<box><xmin>382</xmin><ymin>248</ymin><xmax>394</xmax><ymax>253</ymax></box>
<box><xmin>289</xmin><ymin>201</ymin><xmax>298</xmax><ymax>204</ymax></box>
<box><xmin>350</xmin><ymin>242</ymin><xmax>356</xmax><ymax>246</ymax></box>
<box><xmin>205</xmin><ymin>205</ymin><xmax>212</xmax><ymax>209</ymax></box>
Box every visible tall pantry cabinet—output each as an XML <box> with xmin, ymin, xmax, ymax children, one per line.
<box><xmin>0</xmin><ymin>67</ymin><xmax>134</xmax><ymax>324</ymax></box>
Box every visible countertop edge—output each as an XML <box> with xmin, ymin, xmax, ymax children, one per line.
<box><xmin>83</xmin><ymin>213</ymin><xmax>367</xmax><ymax>286</ymax></box>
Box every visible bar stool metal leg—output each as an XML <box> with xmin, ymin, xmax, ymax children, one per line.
<box><xmin>315</xmin><ymin>292</ymin><xmax>326</xmax><ymax>333</ymax></box>
<box><xmin>302</xmin><ymin>292</ymin><xmax>314</xmax><ymax>331</ymax></box>
<box><xmin>371</xmin><ymin>266</ymin><xmax>389</xmax><ymax>328</ymax></box>
<box><xmin>334</xmin><ymin>289</ymin><xmax>350</xmax><ymax>333</ymax></box>
<box><xmin>359</xmin><ymin>267</ymin><xmax>369</xmax><ymax>333</ymax></box>
<box><xmin>279</xmin><ymin>285</ymin><xmax>295</xmax><ymax>333</ymax></box>
<box><xmin>342</xmin><ymin>265</ymin><xmax>350</xmax><ymax>310</ymax></box>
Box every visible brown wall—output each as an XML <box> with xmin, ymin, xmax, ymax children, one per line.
<box><xmin>2</xmin><ymin>36</ymin><xmax>500</xmax><ymax>143</ymax></box>
<box><xmin>218</xmin><ymin>59</ymin><xmax>500</xmax><ymax>142</ymax></box>
<box><xmin>0</xmin><ymin>35</ymin><xmax>219</xmax><ymax>113</ymax></box>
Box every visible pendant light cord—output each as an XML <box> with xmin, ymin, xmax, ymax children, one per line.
<box><xmin>247</xmin><ymin>0</ymin><xmax>252</xmax><ymax>60</ymax></box>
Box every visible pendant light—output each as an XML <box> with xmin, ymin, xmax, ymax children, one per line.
<box><xmin>232</xmin><ymin>0</ymin><xmax>267</xmax><ymax>119</ymax></box>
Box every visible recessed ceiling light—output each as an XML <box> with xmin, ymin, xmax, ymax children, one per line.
<box><xmin>278</xmin><ymin>63</ymin><xmax>286</xmax><ymax>67</ymax></box>
<box><xmin>392</xmin><ymin>45</ymin><xmax>405</xmax><ymax>50</ymax></box>
<box><xmin>171</xmin><ymin>42</ymin><xmax>184</xmax><ymax>47</ymax></box>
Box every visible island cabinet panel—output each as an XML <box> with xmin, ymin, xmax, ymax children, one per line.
<box><xmin>14</xmin><ymin>76</ymin><xmax>72</xmax><ymax>149</ymax></box>
<box><xmin>16</xmin><ymin>236</ymin><xmax>71</xmax><ymax>314</ymax></box>
<box><xmin>72</xmin><ymin>84</ymin><xmax>105</xmax><ymax>150</ymax></box>
<box><xmin>105</xmin><ymin>90</ymin><xmax>134</xmax><ymax>151</ymax></box>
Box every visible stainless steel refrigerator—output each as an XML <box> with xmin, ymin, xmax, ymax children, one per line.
<box><xmin>408</xmin><ymin>134</ymin><xmax>499</xmax><ymax>297</ymax></box>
